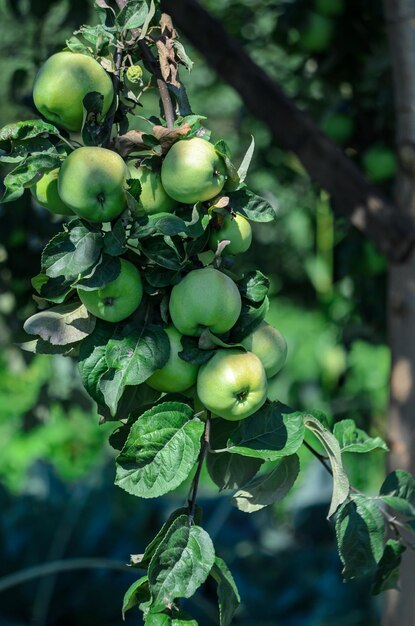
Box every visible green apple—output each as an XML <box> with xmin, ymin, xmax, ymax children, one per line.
<box><xmin>127</xmin><ymin>160</ymin><xmax>178</xmax><ymax>215</ymax></box>
<box><xmin>78</xmin><ymin>258</ymin><xmax>143</xmax><ymax>322</ymax></box>
<box><xmin>362</xmin><ymin>146</ymin><xmax>397</xmax><ymax>183</ymax></box>
<box><xmin>161</xmin><ymin>137</ymin><xmax>227</xmax><ymax>204</ymax></box>
<box><xmin>31</xmin><ymin>168</ymin><xmax>74</xmax><ymax>216</ymax></box>
<box><xmin>240</xmin><ymin>321</ymin><xmax>287</xmax><ymax>378</ymax></box>
<box><xmin>301</xmin><ymin>13</ymin><xmax>334</xmax><ymax>53</ymax></box>
<box><xmin>197</xmin><ymin>349</ymin><xmax>268</xmax><ymax>421</ymax></box>
<box><xmin>58</xmin><ymin>147</ymin><xmax>129</xmax><ymax>222</ymax></box>
<box><xmin>314</xmin><ymin>0</ymin><xmax>344</xmax><ymax>16</ymax></box>
<box><xmin>169</xmin><ymin>267</ymin><xmax>242</xmax><ymax>336</ymax></box>
<box><xmin>209</xmin><ymin>212</ymin><xmax>252</xmax><ymax>255</ymax></box>
<box><xmin>321</xmin><ymin>113</ymin><xmax>354</xmax><ymax>145</ymax></box>
<box><xmin>33</xmin><ymin>51</ymin><xmax>114</xmax><ymax>132</ymax></box>
<box><xmin>147</xmin><ymin>326</ymin><xmax>199</xmax><ymax>392</ymax></box>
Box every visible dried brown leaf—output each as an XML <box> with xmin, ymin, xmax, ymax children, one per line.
<box><xmin>152</xmin><ymin>123</ymin><xmax>191</xmax><ymax>154</ymax></box>
<box><xmin>160</xmin><ymin>13</ymin><xmax>177</xmax><ymax>39</ymax></box>
<box><xmin>111</xmin><ymin>130</ymin><xmax>154</xmax><ymax>158</ymax></box>
<box><xmin>156</xmin><ymin>39</ymin><xmax>180</xmax><ymax>88</ymax></box>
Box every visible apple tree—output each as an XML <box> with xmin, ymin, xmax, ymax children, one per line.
<box><xmin>1</xmin><ymin>0</ymin><xmax>415</xmax><ymax>623</ymax></box>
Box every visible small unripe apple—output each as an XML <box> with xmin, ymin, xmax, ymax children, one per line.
<box><xmin>209</xmin><ymin>212</ymin><xmax>252</xmax><ymax>255</ymax></box>
<box><xmin>169</xmin><ymin>267</ymin><xmax>242</xmax><ymax>337</ymax></box>
<box><xmin>301</xmin><ymin>13</ymin><xmax>334</xmax><ymax>53</ymax></box>
<box><xmin>126</xmin><ymin>65</ymin><xmax>143</xmax><ymax>84</ymax></box>
<box><xmin>58</xmin><ymin>147</ymin><xmax>129</xmax><ymax>222</ymax></box>
<box><xmin>240</xmin><ymin>321</ymin><xmax>287</xmax><ymax>378</ymax></box>
<box><xmin>127</xmin><ymin>160</ymin><xmax>178</xmax><ymax>216</ymax></box>
<box><xmin>78</xmin><ymin>258</ymin><xmax>143</xmax><ymax>322</ymax></box>
<box><xmin>31</xmin><ymin>168</ymin><xmax>74</xmax><ymax>216</ymax></box>
<box><xmin>161</xmin><ymin>137</ymin><xmax>227</xmax><ymax>204</ymax></box>
<box><xmin>197</xmin><ymin>349</ymin><xmax>268</xmax><ymax>421</ymax></box>
<box><xmin>33</xmin><ymin>51</ymin><xmax>114</xmax><ymax>132</ymax></box>
<box><xmin>321</xmin><ymin>113</ymin><xmax>354</xmax><ymax>145</ymax></box>
<box><xmin>147</xmin><ymin>326</ymin><xmax>199</xmax><ymax>392</ymax></box>
<box><xmin>362</xmin><ymin>146</ymin><xmax>397</xmax><ymax>183</ymax></box>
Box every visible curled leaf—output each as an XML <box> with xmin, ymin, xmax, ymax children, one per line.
<box><xmin>24</xmin><ymin>302</ymin><xmax>96</xmax><ymax>346</ymax></box>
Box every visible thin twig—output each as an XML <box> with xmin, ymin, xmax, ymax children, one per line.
<box><xmin>0</xmin><ymin>558</ymin><xmax>133</xmax><ymax>594</ymax></box>
<box><xmin>138</xmin><ymin>39</ymin><xmax>175</xmax><ymax>129</ymax></box>
<box><xmin>303</xmin><ymin>440</ymin><xmax>333</xmax><ymax>476</ymax></box>
<box><xmin>188</xmin><ymin>416</ymin><xmax>211</xmax><ymax>522</ymax></box>
<box><xmin>114</xmin><ymin>0</ymin><xmax>175</xmax><ymax>128</ymax></box>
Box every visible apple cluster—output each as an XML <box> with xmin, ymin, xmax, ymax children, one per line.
<box><xmin>30</xmin><ymin>50</ymin><xmax>288</xmax><ymax>422</ymax></box>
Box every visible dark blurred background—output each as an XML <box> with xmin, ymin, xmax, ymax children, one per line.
<box><xmin>0</xmin><ymin>0</ymin><xmax>394</xmax><ymax>624</ymax></box>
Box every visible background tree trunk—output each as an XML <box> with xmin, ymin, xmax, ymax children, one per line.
<box><xmin>383</xmin><ymin>0</ymin><xmax>415</xmax><ymax>623</ymax></box>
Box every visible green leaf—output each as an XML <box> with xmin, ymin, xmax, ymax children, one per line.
<box><xmin>115</xmin><ymin>402</ymin><xmax>205</xmax><ymax>498</ymax></box>
<box><xmin>24</xmin><ymin>302</ymin><xmax>96</xmax><ymax>346</ymax></box>
<box><xmin>228</xmin><ymin>186</ymin><xmax>277</xmax><ymax>222</ymax></box>
<box><xmin>379</xmin><ymin>470</ymin><xmax>415</xmax><ymax>517</ymax></box>
<box><xmin>207</xmin><ymin>450</ymin><xmax>263</xmax><ymax>491</ymax></box>
<box><xmin>41</xmin><ymin>221</ymin><xmax>103</xmax><ymax>280</ymax></box>
<box><xmin>19</xmin><ymin>339</ymin><xmax>78</xmax><ymax>356</ymax></box>
<box><xmin>2</xmin><ymin>153</ymin><xmax>61</xmax><ymax>202</ymax></box>
<box><xmin>32</xmin><ymin>273</ymin><xmax>73</xmax><ymax>304</ymax></box>
<box><xmin>119</xmin><ymin>1</ymin><xmax>149</xmax><ymax>30</ymax></box>
<box><xmin>380</xmin><ymin>469</ymin><xmax>415</xmax><ymax>500</ymax></box>
<box><xmin>145</xmin><ymin>269</ymin><xmax>182</xmax><ymax>289</ymax></box>
<box><xmin>138</xmin><ymin>0</ymin><xmax>155</xmax><ymax>39</ymax></box>
<box><xmin>177</xmin><ymin>335</ymin><xmax>215</xmax><ymax>366</ymax></box>
<box><xmin>237</xmin><ymin>270</ymin><xmax>270</xmax><ymax>303</ymax></box>
<box><xmin>131</xmin><ymin>214</ymin><xmax>188</xmax><ymax>239</ymax></box>
<box><xmin>210</xmin><ymin>557</ymin><xmax>240</xmax><ymax>626</ymax></box>
<box><xmin>335</xmin><ymin>495</ymin><xmax>385</xmax><ymax>580</ymax></box>
<box><xmin>333</xmin><ymin>419</ymin><xmax>388</xmax><ymax>454</ymax></box>
<box><xmin>173</xmin><ymin>41</ymin><xmax>194</xmax><ymax>72</ymax></box>
<box><xmin>372</xmin><ymin>540</ymin><xmax>406</xmax><ymax>595</ymax></box>
<box><xmin>0</xmin><ymin>119</ymin><xmax>61</xmax><ymax>144</ymax></box>
<box><xmin>148</xmin><ymin>514</ymin><xmax>215</xmax><ymax>610</ymax></box>
<box><xmin>216</xmin><ymin>402</ymin><xmax>305</xmax><ymax>461</ymax></box>
<box><xmin>75</xmin><ymin>254</ymin><xmax>121</xmax><ymax>291</ymax></box>
<box><xmin>171</xmin><ymin>617</ymin><xmax>198</xmax><ymax>626</ymax></box>
<box><xmin>230</xmin><ymin>296</ymin><xmax>269</xmax><ymax>342</ymax></box>
<box><xmin>144</xmin><ymin>613</ymin><xmax>198</xmax><ymax>626</ymax></box>
<box><xmin>103</xmin><ymin>219</ymin><xmax>127</xmax><ymax>256</ymax></box>
<box><xmin>138</xmin><ymin>506</ymin><xmax>203</xmax><ymax>569</ymax></box>
<box><xmin>304</xmin><ymin>414</ymin><xmax>350</xmax><ymax>517</ymax></box>
<box><xmin>139</xmin><ymin>236</ymin><xmax>184</xmax><ymax>270</ymax></box>
<box><xmin>101</xmin><ymin>323</ymin><xmax>170</xmax><ymax>414</ymax></box>
<box><xmin>78</xmin><ymin>320</ymin><xmax>115</xmax><ymax>404</ymax></box>
<box><xmin>101</xmin><ymin>384</ymin><xmax>161</xmax><ymax>424</ymax></box>
<box><xmin>66</xmin><ymin>36</ymin><xmax>92</xmax><ymax>54</ymax></box>
<box><xmin>232</xmin><ymin>454</ymin><xmax>300</xmax><ymax>513</ymax></box>
<box><xmin>122</xmin><ymin>576</ymin><xmax>150</xmax><ymax>618</ymax></box>
<box><xmin>145</xmin><ymin>615</ymin><xmax>171</xmax><ymax>626</ymax></box>
<box><xmin>237</xmin><ymin>136</ymin><xmax>255</xmax><ymax>183</ymax></box>
<box><xmin>215</xmin><ymin>140</ymin><xmax>239</xmax><ymax>189</ymax></box>
<box><xmin>82</xmin><ymin>91</ymin><xmax>107</xmax><ymax>147</ymax></box>
<box><xmin>207</xmin><ymin>417</ymin><xmax>263</xmax><ymax>490</ymax></box>
<box><xmin>0</xmin><ymin>136</ymin><xmax>58</xmax><ymax>164</ymax></box>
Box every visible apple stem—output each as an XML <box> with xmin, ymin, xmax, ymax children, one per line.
<box><xmin>188</xmin><ymin>415</ymin><xmax>211</xmax><ymax>523</ymax></box>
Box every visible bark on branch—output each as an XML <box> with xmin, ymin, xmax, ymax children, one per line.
<box><xmin>163</xmin><ymin>0</ymin><xmax>415</xmax><ymax>263</ymax></box>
